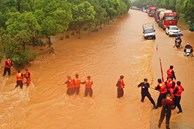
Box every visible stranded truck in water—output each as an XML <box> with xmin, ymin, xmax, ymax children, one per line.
<box><xmin>159</xmin><ymin>11</ymin><xmax>178</xmax><ymax>29</ymax></box>
<box><xmin>147</xmin><ymin>7</ymin><xmax>157</xmax><ymax>17</ymax></box>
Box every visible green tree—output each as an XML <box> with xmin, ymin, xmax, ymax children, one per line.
<box><xmin>70</xmin><ymin>1</ymin><xmax>95</xmax><ymax>35</ymax></box>
<box><xmin>6</xmin><ymin>12</ymin><xmax>41</xmax><ymax>51</ymax></box>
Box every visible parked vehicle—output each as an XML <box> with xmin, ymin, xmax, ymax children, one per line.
<box><xmin>142</xmin><ymin>23</ymin><xmax>156</xmax><ymax>40</ymax></box>
<box><xmin>147</xmin><ymin>7</ymin><xmax>157</xmax><ymax>17</ymax></box>
<box><xmin>154</xmin><ymin>8</ymin><xmax>166</xmax><ymax>23</ymax></box>
<box><xmin>165</xmin><ymin>25</ymin><xmax>182</xmax><ymax>36</ymax></box>
<box><xmin>159</xmin><ymin>10</ymin><xmax>178</xmax><ymax>29</ymax></box>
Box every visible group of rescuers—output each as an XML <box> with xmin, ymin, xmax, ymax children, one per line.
<box><xmin>2</xmin><ymin>58</ymin><xmax>31</xmax><ymax>89</ymax></box>
<box><xmin>3</xmin><ymin>58</ymin><xmax>183</xmax><ymax>129</ymax></box>
<box><xmin>116</xmin><ymin>65</ymin><xmax>184</xmax><ymax>129</ymax></box>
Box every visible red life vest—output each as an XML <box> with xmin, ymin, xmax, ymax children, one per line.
<box><xmin>85</xmin><ymin>79</ymin><xmax>93</xmax><ymax>88</ymax></box>
<box><xmin>118</xmin><ymin>79</ymin><xmax>125</xmax><ymax>88</ymax></box>
<box><xmin>162</xmin><ymin>98</ymin><xmax>174</xmax><ymax>108</ymax></box>
<box><xmin>16</xmin><ymin>73</ymin><xmax>23</xmax><ymax>81</ymax></box>
<box><xmin>24</xmin><ymin>71</ymin><xmax>31</xmax><ymax>82</ymax></box>
<box><xmin>166</xmin><ymin>80</ymin><xmax>173</xmax><ymax>89</ymax></box>
<box><xmin>74</xmin><ymin>78</ymin><xmax>81</xmax><ymax>87</ymax></box>
<box><xmin>167</xmin><ymin>69</ymin><xmax>173</xmax><ymax>77</ymax></box>
<box><xmin>174</xmin><ymin>85</ymin><xmax>184</xmax><ymax>96</ymax></box>
<box><xmin>5</xmin><ymin>60</ymin><xmax>12</xmax><ymax>68</ymax></box>
<box><xmin>66</xmin><ymin>79</ymin><xmax>74</xmax><ymax>88</ymax></box>
<box><xmin>24</xmin><ymin>71</ymin><xmax>30</xmax><ymax>78</ymax></box>
<box><xmin>159</xmin><ymin>82</ymin><xmax>167</xmax><ymax>94</ymax></box>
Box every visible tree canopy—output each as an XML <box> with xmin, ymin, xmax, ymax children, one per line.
<box><xmin>0</xmin><ymin>0</ymin><xmax>131</xmax><ymax>68</ymax></box>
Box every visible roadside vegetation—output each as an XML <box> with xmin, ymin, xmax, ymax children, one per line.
<box><xmin>132</xmin><ymin>0</ymin><xmax>194</xmax><ymax>27</ymax></box>
<box><xmin>0</xmin><ymin>0</ymin><xmax>131</xmax><ymax>68</ymax></box>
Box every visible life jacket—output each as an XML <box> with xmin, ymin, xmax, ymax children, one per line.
<box><xmin>174</xmin><ymin>85</ymin><xmax>184</xmax><ymax>97</ymax></box>
<box><xmin>119</xmin><ymin>79</ymin><xmax>125</xmax><ymax>88</ymax></box>
<box><xmin>5</xmin><ymin>60</ymin><xmax>12</xmax><ymax>68</ymax></box>
<box><xmin>167</xmin><ymin>69</ymin><xmax>173</xmax><ymax>78</ymax></box>
<box><xmin>166</xmin><ymin>80</ymin><xmax>174</xmax><ymax>89</ymax></box>
<box><xmin>159</xmin><ymin>82</ymin><xmax>167</xmax><ymax>94</ymax></box>
<box><xmin>74</xmin><ymin>78</ymin><xmax>81</xmax><ymax>87</ymax></box>
<box><xmin>162</xmin><ymin>98</ymin><xmax>174</xmax><ymax>109</ymax></box>
<box><xmin>16</xmin><ymin>73</ymin><xmax>23</xmax><ymax>81</ymax></box>
<box><xmin>24</xmin><ymin>71</ymin><xmax>31</xmax><ymax>82</ymax></box>
<box><xmin>24</xmin><ymin>71</ymin><xmax>30</xmax><ymax>78</ymax></box>
<box><xmin>66</xmin><ymin>79</ymin><xmax>74</xmax><ymax>88</ymax></box>
<box><xmin>85</xmin><ymin>79</ymin><xmax>93</xmax><ymax>88</ymax></box>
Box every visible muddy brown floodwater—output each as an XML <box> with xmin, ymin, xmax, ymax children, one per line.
<box><xmin>0</xmin><ymin>10</ymin><xmax>194</xmax><ymax>129</ymax></box>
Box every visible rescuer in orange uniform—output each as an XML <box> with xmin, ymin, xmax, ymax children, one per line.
<box><xmin>82</xmin><ymin>76</ymin><xmax>93</xmax><ymax>97</ymax></box>
<box><xmin>158</xmin><ymin>94</ymin><xmax>174</xmax><ymax>129</ymax></box>
<box><xmin>73</xmin><ymin>74</ymin><xmax>81</xmax><ymax>95</ymax></box>
<box><xmin>3</xmin><ymin>58</ymin><xmax>13</xmax><ymax>76</ymax></box>
<box><xmin>166</xmin><ymin>65</ymin><xmax>176</xmax><ymax>80</ymax></box>
<box><xmin>65</xmin><ymin>76</ymin><xmax>75</xmax><ymax>95</ymax></box>
<box><xmin>155</xmin><ymin>79</ymin><xmax>167</xmax><ymax>108</ymax></box>
<box><xmin>116</xmin><ymin>75</ymin><xmax>125</xmax><ymax>98</ymax></box>
<box><xmin>24</xmin><ymin>69</ymin><xmax>31</xmax><ymax>87</ymax></box>
<box><xmin>172</xmin><ymin>81</ymin><xmax>184</xmax><ymax>113</ymax></box>
<box><xmin>165</xmin><ymin>77</ymin><xmax>175</xmax><ymax>96</ymax></box>
<box><xmin>15</xmin><ymin>70</ymin><xmax>24</xmax><ymax>89</ymax></box>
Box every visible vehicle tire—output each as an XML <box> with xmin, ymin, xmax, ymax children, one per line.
<box><xmin>153</xmin><ymin>36</ymin><xmax>156</xmax><ymax>40</ymax></box>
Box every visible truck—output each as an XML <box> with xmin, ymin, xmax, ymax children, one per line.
<box><xmin>158</xmin><ymin>10</ymin><xmax>178</xmax><ymax>29</ymax></box>
<box><xmin>147</xmin><ymin>7</ymin><xmax>157</xmax><ymax>17</ymax></box>
<box><xmin>154</xmin><ymin>8</ymin><xmax>166</xmax><ymax>23</ymax></box>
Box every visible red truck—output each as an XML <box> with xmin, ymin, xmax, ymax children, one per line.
<box><xmin>159</xmin><ymin>11</ymin><xmax>178</xmax><ymax>29</ymax></box>
<box><xmin>147</xmin><ymin>7</ymin><xmax>157</xmax><ymax>17</ymax></box>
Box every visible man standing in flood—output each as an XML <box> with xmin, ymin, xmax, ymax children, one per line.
<box><xmin>15</xmin><ymin>70</ymin><xmax>24</xmax><ymax>89</ymax></box>
<box><xmin>172</xmin><ymin>81</ymin><xmax>184</xmax><ymax>114</ymax></box>
<box><xmin>116</xmin><ymin>75</ymin><xmax>125</xmax><ymax>98</ymax></box>
<box><xmin>138</xmin><ymin>78</ymin><xmax>156</xmax><ymax>108</ymax></box>
<box><xmin>167</xmin><ymin>65</ymin><xmax>176</xmax><ymax>80</ymax></box>
<box><xmin>73</xmin><ymin>74</ymin><xmax>81</xmax><ymax>95</ymax></box>
<box><xmin>24</xmin><ymin>68</ymin><xmax>31</xmax><ymax>87</ymax></box>
<box><xmin>65</xmin><ymin>76</ymin><xmax>75</xmax><ymax>95</ymax></box>
<box><xmin>3</xmin><ymin>58</ymin><xmax>13</xmax><ymax>76</ymax></box>
<box><xmin>82</xmin><ymin>76</ymin><xmax>93</xmax><ymax>97</ymax></box>
<box><xmin>158</xmin><ymin>94</ymin><xmax>174</xmax><ymax>129</ymax></box>
<box><xmin>155</xmin><ymin>79</ymin><xmax>167</xmax><ymax>108</ymax></box>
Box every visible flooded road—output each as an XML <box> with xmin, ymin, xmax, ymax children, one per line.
<box><xmin>0</xmin><ymin>10</ymin><xmax>194</xmax><ymax>129</ymax></box>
